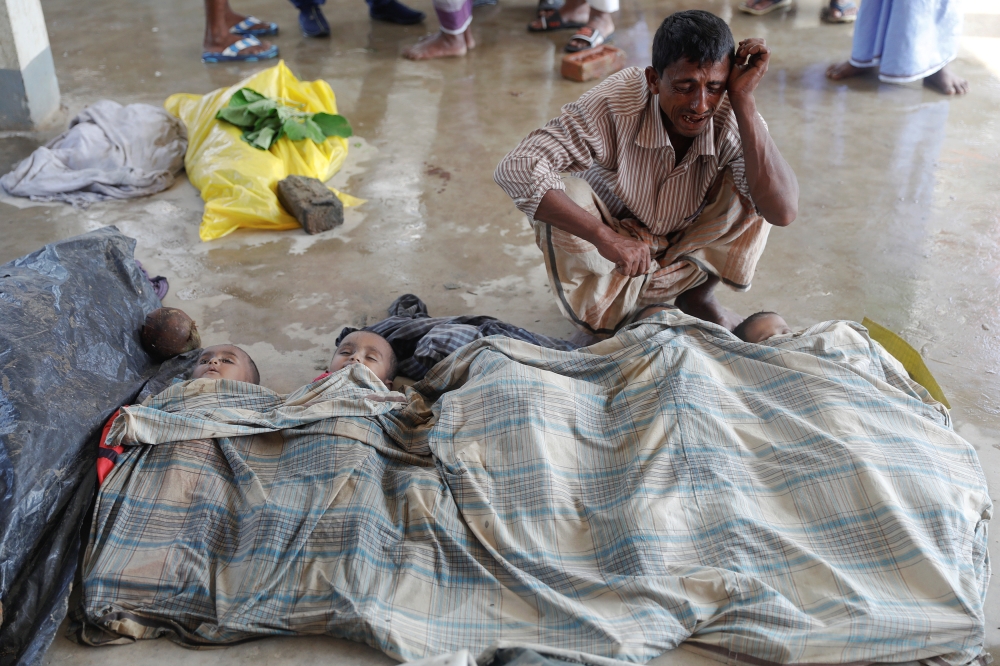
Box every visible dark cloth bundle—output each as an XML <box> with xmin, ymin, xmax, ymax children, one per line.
<box><xmin>336</xmin><ymin>294</ymin><xmax>579</xmax><ymax>379</ymax></box>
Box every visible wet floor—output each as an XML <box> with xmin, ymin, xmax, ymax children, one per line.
<box><xmin>2</xmin><ymin>0</ymin><xmax>999</xmax><ymax>663</ymax></box>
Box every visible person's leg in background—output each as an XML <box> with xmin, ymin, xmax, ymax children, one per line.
<box><xmin>563</xmin><ymin>0</ymin><xmax>616</xmax><ymax>53</ymax></box>
<box><xmin>202</xmin><ymin>0</ymin><xmax>278</xmax><ymax>61</ymax></box>
<box><xmin>287</xmin><ymin>0</ymin><xmax>330</xmax><ymax>37</ymax></box>
<box><xmin>826</xmin><ymin>0</ymin><xmax>967</xmax><ymax>94</ymax></box>
<box><xmin>289</xmin><ymin>0</ymin><xmax>424</xmax><ymax>38</ymax></box>
<box><xmin>820</xmin><ymin>0</ymin><xmax>857</xmax><ymax>23</ymax></box>
<box><xmin>369</xmin><ymin>0</ymin><xmax>426</xmax><ymax>25</ymax></box>
<box><xmin>402</xmin><ymin>0</ymin><xmax>474</xmax><ymax>59</ymax></box>
<box><xmin>877</xmin><ymin>0</ymin><xmax>967</xmax><ymax>95</ymax></box>
<box><xmin>527</xmin><ymin>0</ymin><xmax>587</xmax><ymax>33</ymax></box>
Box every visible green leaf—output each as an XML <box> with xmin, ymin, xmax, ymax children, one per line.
<box><xmin>241</xmin><ymin>130</ymin><xmax>265</xmax><ymax>150</ymax></box>
<box><xmin>229</xmin><ymin>87</ymin><xmax>265</xmax><ymax>107</ymax></box>
<box><xmin>302</xmin><ymin>118</ymin><xmax>326</xmax><ymax>143</ymax></box>
<box><xmin>312</xmin><ymin>113</ymin><xmax>353</xmax><ymax>138</ymax></box>
<box><xmin>218</xmin><ymin>89</ymin><xmax>353</xmax><ymax>149</ymax></box>
<box><xmin>246</xmin><ymin>98</ymin><xmax>278</xmax><ymax>117</ymax></box>
<box><xmin>216</xmin><ymin>106</ymin><xmax>257</xmax><ymax>129</ymax></box>
<box><xmin>250</xmin><ymin>126</ymin><xmax>276</xmax><ymax>150</ymax></box>
<box><xmin>280</xmin><ymin>117</ymin><xmax>326</xmax><ymax>144</ymax></box>
<box><xmin>253</xmin><ymin>114</ymin><xmax>282</xmax><ymax>133</ymax></box>
<box><xmin>281</xmin><ymin>117</ymin><xmax>310</xmax><ymax>141</ymax></box>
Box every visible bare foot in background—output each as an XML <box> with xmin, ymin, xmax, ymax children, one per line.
<box><xmin>826</xmin><ymin>61</ymin><xmax>869</xmax><ymax>80</ymax></box>
<box><xmin>564</xmin><ymin>9</ymin><xmax>615</xmax><ymax>52</ymax></box>
<box><xmin>924</xmin><ymin>65</ymin><xmax>970</xmax><ymax>95</ymax></box>
<box><xmin>403</xmin><ymin>29</ymin><xmax>475</xmax><ymax>59</ymax></box>
<box><xmin>203</xmin><ymin>0</ymin><xmax>274</xmax><ymax>56</ymax></box>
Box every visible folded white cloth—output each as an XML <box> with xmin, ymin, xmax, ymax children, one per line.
<box><xmin>1</xmin><ymin>100</ymin><xmax>187</xmax><ymax>205</ymax></box>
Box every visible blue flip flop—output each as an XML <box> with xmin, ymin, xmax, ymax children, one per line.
<box><xmin>230</xmin><ymin>16</ymin><xmax>279</xmax><ymax>37</ymax></box>
<box><xmin>202</xmin><ymin>36</ymin><xmax>279</xmax><ymax>63</ymax></box>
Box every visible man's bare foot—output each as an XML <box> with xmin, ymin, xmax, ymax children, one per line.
<box><xmin>402</xmin><ymin>29</ymin><xmax>474</xmax><ymax>60</ymax></box>
<box><xmin>820</xmin><ymin>0</ymin><xmax>857</xmax><ymax>22</ymax></box>
<box><xmin>826</xmin><ymin>61</ymin><xmax>868</xmax><ymax>80</ymax></box>
<box><xmin>565</xmin><ymin>9</ymin><xmax>614</xmax><ymax>51</ymax></box>
<box><xmin>529</xmin><ymin>0</ymin><xmax>589</xmax><ymax>30</ymax></box>
<box><xmin>223</xmin><ymin>7</ymin><xmax>248</xmax><ymax>29</ymax></box>
<box><xmin>673</xmin><ymin>276</ymin><xmax>744</xmax><ymax>331</ymax></box>
<box><xmin>924</xmin><ymin>65</ymin><xmax>969</xmax><ymax>95</ymax></box>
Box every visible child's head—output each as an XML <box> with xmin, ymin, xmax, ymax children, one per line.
<box><xmin>329</xmin><ymin>331</ymin><xmax>397</xmax><ymax>386</ymax></box>
<box><xmin>191</xmin><ymin>345</ymin><xmax>260</xmax><ymax>384</ymax></box>
<box><xmin>733</xmin><ymin>312</ymin><xmax>792</xmax><ymax>344</ymax></box>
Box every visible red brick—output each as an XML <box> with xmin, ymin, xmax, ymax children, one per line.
<box><xmin>561</xmin><ymin>45</ymin><xmax>628</xmax><ymax>83</ymax></box>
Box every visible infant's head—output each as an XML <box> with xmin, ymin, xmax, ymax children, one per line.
<box><xmin>733</xmin><ymin>312</ymin><xmax>792</xmax><ymax>344</ymax></box>
<box><xmin>191</xmin><ymin>345</ymin><xmax>261</xmax><ymax>384</ymax></box>
<box><xmin>329</xmin><ymin>331</ymin><xmax>397</xmax><ymax>386</ymax></box>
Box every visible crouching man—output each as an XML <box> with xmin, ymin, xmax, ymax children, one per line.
<box><xmin>494</xmin><ymin>10</ymin><xmax>798</xmax><ymax>335</ymax></box>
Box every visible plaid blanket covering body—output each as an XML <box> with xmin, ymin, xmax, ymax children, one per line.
<box><xmin>79</xmin><ymin>312</ymin><xmax>991</xmax><ymax>665</ymax></box>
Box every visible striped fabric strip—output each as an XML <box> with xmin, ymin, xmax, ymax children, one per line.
<box><xmin>78</xmin><ymin>312</ymin><xmax>990</xmax><ymax>666</ymax></box>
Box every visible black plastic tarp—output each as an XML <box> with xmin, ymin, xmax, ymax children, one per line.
<box><xmin>0</xmin><ymin>227</ymin><xmax>162</xmax><ymax>666</ymax></box>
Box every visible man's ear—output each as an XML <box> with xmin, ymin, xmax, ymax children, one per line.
<box><xmin>644</xmin><ymin>66</ymin><xmax>661</xmax><ymax>95</ymax></box>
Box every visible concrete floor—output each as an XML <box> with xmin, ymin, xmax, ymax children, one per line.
<box><xmin>2</xmin><ymin>0</ymin><xmax>999</xmax><ymax>663</ymax></box>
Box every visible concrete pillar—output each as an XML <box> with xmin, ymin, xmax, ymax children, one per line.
<box><xmin>0</xmin><ymin>0</ymin><xmax>60</xmax><ymax>130</ymax></box>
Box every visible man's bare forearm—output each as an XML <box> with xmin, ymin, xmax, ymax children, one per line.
<box><xmin>534</xmin><ymin>189</ymin><xmax>612</xmax><ymax>245</ymax></box>
<box><xmin>730</xmin><ymin>95</ymin><xmax>798</xmax><ymax>227</ymax></box>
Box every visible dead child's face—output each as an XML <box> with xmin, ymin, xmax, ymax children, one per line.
<box><xmin>191</xmin><ymin>345</ymin><xmax>257</xmax><ymax>383</ymax></box>
<box><xmin>742</xmin><ymin>314</ymin><xmax>792</xmax><ymax>343</ymax></box>
<box><xmin>329</xmin><ymin>332</ymin><xmax>394</xmax><ymax>385</ymax></box>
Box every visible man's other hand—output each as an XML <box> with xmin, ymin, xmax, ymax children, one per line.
<box><xmin>595</xmin><ymin>225</ymin><xmax>651</xmax><ymax>277</ymax></box>
<box><xmin>728</xmin><ymin>38</ymin><xmax>770</xmax><ymax>102</ymax></box>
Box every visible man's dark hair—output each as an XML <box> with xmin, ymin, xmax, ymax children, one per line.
<box><xmin>732</xmin><ymin>311</ymin><xmax>779</xmax><ymax>342</ymax></box>
<box><xmin>652</xmin><ymin>10</ymin><xmax>735</xmax><ymax>75</ymax></box>
<box><xmin>235</xmin><ymin>346</ymin><xmax>261</xmax><ymax>385</ymax></box>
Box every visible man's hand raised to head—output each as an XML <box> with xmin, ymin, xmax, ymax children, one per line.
<box><xmin>727</xmin><ymin>38</ymin><xmax>770</xmax><ymax>103</ymax></box>
<box><xmin>722</xmin><ymin>37</ymin><xmax>799</xmax><ymax>228</ymax></box>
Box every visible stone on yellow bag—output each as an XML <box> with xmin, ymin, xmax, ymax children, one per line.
<box><xmin>165</xmin><ymin>61</ymin><xmax>361</xmax><ymax>241</ymax></box>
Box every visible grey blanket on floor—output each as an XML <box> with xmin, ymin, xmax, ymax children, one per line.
<box><xmin>0</xmin><ymin>100</ymin><xmax>187</xmax><ymax>205</ymax></box>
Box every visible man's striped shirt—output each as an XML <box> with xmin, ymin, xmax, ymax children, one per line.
<box><xmin>494</xmin><ymin>66</ymin><xmax>758</xmax><ymax>236</ymax></box>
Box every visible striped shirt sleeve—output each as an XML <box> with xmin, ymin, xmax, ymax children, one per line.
<box><xmin>494</xmin><ymin>86</ymin><xmax>619</xmax><ymax>221</ymax></box>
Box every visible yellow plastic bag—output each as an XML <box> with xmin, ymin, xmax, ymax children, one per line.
<box><xmin>165</xmin><ymin>61</ymin><xmax>361</xmax><ymax>241</ymax></box>
<box><xmin>862</xmin><ymin>317</ymin><xmax>951</xmax><ymax>409</ymax></box>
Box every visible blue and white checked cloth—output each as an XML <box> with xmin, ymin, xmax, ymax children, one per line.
<box><xmin>77</xmin><ymin>311</ymin><xmax>991</xmax><ymax>665</ymax></box>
